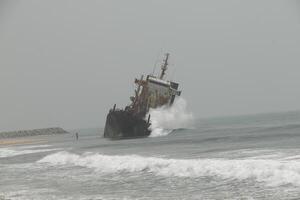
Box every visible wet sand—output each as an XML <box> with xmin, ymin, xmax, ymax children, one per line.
<box><xmin>0</xmin><ymin>138</ymin><xmax>45</xmax><ymax>146</ymax></box>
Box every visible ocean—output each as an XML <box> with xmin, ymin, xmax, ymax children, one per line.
<box><xmin>1</xmin><ymin>108</ymin><xmax>300</xmax><ymax>199</ymax></box>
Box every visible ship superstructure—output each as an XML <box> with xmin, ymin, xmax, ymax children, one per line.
<box><xmin>104</xmin><ymin>53</ymin><xmax>181</xmax><ymax>139</ymax></box>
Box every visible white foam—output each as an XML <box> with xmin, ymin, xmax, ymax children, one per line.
<box><xmin>1</xmin><ymin>189</ymin><xmax>112</xmax><ymax>200</ymax></box>
<box><xmin>0</xmin><ymin>147</ymin><xmax>60</xmax><ymax>158</ymax></box>
<box><xmin>147</xmin><ymin>98</ymin><xmax>194</xmax><ymax>137</ymax></box>
<box><xmin>20</xmin><ymin>144</ymin><xmax>52</xmax><ymax>149</ymax></box>
<box><xmin>38</xmin><ymin>151</ymin><xmax>300</xmax><ymax>187</ymax></box>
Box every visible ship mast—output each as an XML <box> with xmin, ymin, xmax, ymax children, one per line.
<box><xmin>159</xmin><ymin>53</ymin><xmax>169</xmax><ymax>79</ymax></box>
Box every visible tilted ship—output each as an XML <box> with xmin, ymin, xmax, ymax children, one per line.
<box><xmin>104</xmin><ymin>53</ymin><xmax>181</xmax><ymax>139</ymax></box>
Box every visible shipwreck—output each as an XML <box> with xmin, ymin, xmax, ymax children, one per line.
<box><xmin>104</xmin><ymin>53</ymin><xmax>181</xmax><ymax>139</ymax></box>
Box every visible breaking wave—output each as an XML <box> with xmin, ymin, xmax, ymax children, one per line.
<box><xmin>0</xmin><ymin>146</ymin><xmax>59</xmax><ymax>158</ymax></box>
<box><xmin>38</xmin><ymin>151</ymin><xmax>300</xmax><ymax>187</ymax></box>
<box><xmin>147</xmin><ymin>98</ymin><xmax>194</xmax><ymax>137</ymax></box>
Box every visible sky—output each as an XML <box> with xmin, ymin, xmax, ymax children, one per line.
<box><xmin>1</xmin><ymin>0</ymin><xmax>300</xmax><ymax>131</ymax></box>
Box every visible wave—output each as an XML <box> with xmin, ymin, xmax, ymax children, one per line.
<box><xmin>20</xmin><ymin>144</ymin><xmax>52</xmax><ymax>149</ymax></box>
<box><xmin>1</xmin><ymin>189</ymin><xmax>111</xmax><ymax>200</ymax></box>
<box><xmin>0</xmin><ymin>146</ymin><xmax>60</xmax><ymax>158</ymax></box>
<box><xmin>38</xmin><ymin>151</ymin><xmax>300</xmax><ymax>187</ymax></box>
<box><xmin>250</xmin><ymin>123</ymin><xmax>300</xmax><ymax>134</ymax></box>
<box><xmin>147</xmin><ymin>98</ymin><xmax>194</xmax><ymax>137</ymax></box>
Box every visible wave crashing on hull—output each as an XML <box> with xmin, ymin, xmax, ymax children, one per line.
<box><xmin>147</xmin><ymin>98</ymin><xmax>194</xmax><ymax>137</ymax></box>
<box><xmin>38</xmin><ymin>151</ymin><xmax>300</xmax><ymax>187</ymax></box>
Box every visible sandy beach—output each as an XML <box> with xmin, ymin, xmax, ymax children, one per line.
<box><xmin>0</xmin><ymin>138</ymin><xmax>45</xmax><ymax>146</ymax></box>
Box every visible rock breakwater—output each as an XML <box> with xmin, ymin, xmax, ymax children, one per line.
<box><xmin>0</xmin><ymin>127</ymin><xmax>68</xmax><ymax>139</ymax></box>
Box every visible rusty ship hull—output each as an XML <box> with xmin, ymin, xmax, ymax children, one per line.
<box><xmin>104</xmin><ymin>109</ymin><xmax>151</xmax><ymax>139</ymax></box>
<box><xmin>104</xmin><ymin>53</ymin><xmax>181</xmax><ymax>139</ymax></box>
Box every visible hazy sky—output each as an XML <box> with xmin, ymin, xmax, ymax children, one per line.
<box><xmin>1</xmin><ymin>0</ymin><xmax>300</xmax><ymax>131</ymax></box>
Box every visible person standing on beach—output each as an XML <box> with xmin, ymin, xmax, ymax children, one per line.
<box><xmin>75</xmin><ymin>132</ymin><xmax>79</xmax><ymax>140</ymax></box>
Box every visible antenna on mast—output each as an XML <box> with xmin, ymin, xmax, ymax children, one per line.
<box><xmin>152</xmin><ymin>50</ymin><xmax>163</xmax><ymax>76</ymax></box>
<box><xmin>160</xmin><ymin>53</ymin><xmax>169</xmax><ymax>79</ymax></box>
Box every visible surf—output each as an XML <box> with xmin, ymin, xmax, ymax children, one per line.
<box><xmin>0</xmin><ymin>145</ymin><xmax>60</xmax><ymax>158</ymax></box>
<box><xmin>38</xmin><ymin>151</ymin><xmax>300</xmax><ymax>187</ymax></box>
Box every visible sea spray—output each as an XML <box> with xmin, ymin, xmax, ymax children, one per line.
<box><xmin>147</xmin><ymin>98</ymin><xmax>194</xmax><ymax>137</ymax></box>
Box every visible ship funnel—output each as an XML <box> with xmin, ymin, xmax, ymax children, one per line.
<box><xmin>160</xmin><ymin>53</ymin><xmax>169</xmax><ymax>79</ymax></box>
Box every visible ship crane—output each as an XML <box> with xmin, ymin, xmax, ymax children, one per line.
<box><xmin>159</xmin><ymin>53</ymin><xmax>169</xmax><ymax>79</ymax></box>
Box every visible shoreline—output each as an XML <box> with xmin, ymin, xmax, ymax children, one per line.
<box><xmin>0</xmin><ymin>137</ymin><xmax>46</xmax><ymax>147</ymax></box>
<box><xmin>0</xmin><ymin>127</ymin><xmax>68</xmax><ymax>147</ymax></box>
